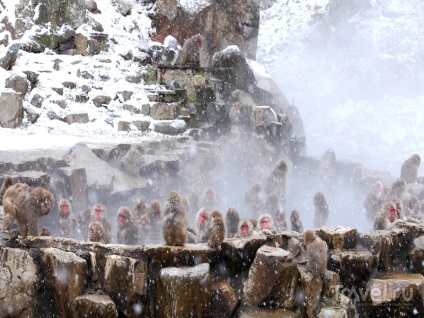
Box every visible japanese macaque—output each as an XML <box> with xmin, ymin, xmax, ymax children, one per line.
<box><xmin>117</xmin><ymin>206</ymin><xmax>139</xmax><ymax>245</ymax></box>
<box><xmin>2</xmin><ymin>183</ymin><xmax>55</xmax><ymax>238</ymax></box>
<box><xmin>364</xmin><ymin>181</ymin><xmax>384</xmax><ymax>221</ymax></box>
<box><xmin>290</xmin><ymin>210</ymin><xmax>304</xmax><ymax>233</ymax></box>
<box><xmin>400</xmin><ymin>154</ymin><xmax>421</xmax><ymax>184</ymax></box>
<box><xmin>0</xmin><ymin>176</ymin><xmax>13</xmax><ymax>205</ymax></box>
<box><xmin>40</xmin><ymin>226</ymin><xmax>51</xmax><ymax>236</ymax></box>
<box><xmin>140</xmin><ymin>213</ymin><xmax>151</xmax><ymax>228</ymax></box>
<box><xmin>147</xmin><ymin>200</ymin><xmax>162</xmax><ymax>222</ymax></box>
<box><xmin>407</xmin><ymin>196</ymin><xmax>422</xmax><ymax>218</ymax></box>
<box><xmin>390</xmin><ymin>178</ymin><xmax>406</xmax><ymax>199</ymax></box>
<box><xmin>264</xmin><ymin>159</ymin><xmax>288</xmax><ymax>204</ymax></box>
<box><xmin>208</xmin><ymin>210</ymin><xmax>225</xmax><ymax>249</ymax></box>
<box><xmin>313</xmin><ymin>192</ymin><xmax>329</xmax><ymax>228</ymax></box>
<box><xmin>245</xmin><ymin>183</ymin><xmax>264</xmax><ymax>215</ymax></box>
<box><xmin>304</xmin><ymin>230</ymin><xmax>328</xmax><ymax>275</ymax></box>
<box><xmin>199</xmin><ymin>187</ymin><xmax>219</xmax><ymax>210</ymax></box>
<box><xmin>374</xmin><ymin>201</ymin><xmax>404</xmax><ymax>230</ymax></box>
<box><xmin>275</xmin><ymin>209</ymin><xmax>288</xmax><ymax>232</ymax></box>
<box><xmin>263</xmin><ymin>193</ymin><xmax>280</xmax><ymax>215</ymax></box>
<box><xmin>257</xmin><ymin>213</ymin><xmax>275</xmax><ymax>232</ymax></box>
<box><xmin>91</xmin><ymin>203</ymin><xmax>112</xmax><ymax>242</ymax></box>
<box><xmin>77</xmin><ymin>208</ymin><xmax>92</xmax><ymax>234</ymax></box>
<box><xmin>162</xmin><ymin>191</ymin><xmax>188</xmax><ymax>246</ymax></box>
<box><xmin>176</xmin><ymin>34</ymin><xmax>208</xmax><ymax>67</ymax></box>
<box><xmin>134</xmin><ymin>200</ymin><xmax>148</xmax><ymax>221</ymax></box>
<box><xmin>58</xmin><ymin>199</ymin><xmax>77</xmax><ymax>237</ymax></box>
<box><xmin>225</xmin><ymin>208</ymin><xmax>240</xmax><ymax>238</ymax></box>
<box><xmin>88</xmin><ymin>221</ymin><xmax>109</xmax><ymax>244</ymax></box>
<box><xmin>318</xmin><ymin>149</ymin><xmax>337</xmax><ymax>178</ymax></box>
<box><xmin>196</xmin><ymin>207</ymin><xmax>212</xmax><ymax>243</ymax></box>
<box><xmin>234</xmin><ymin>219</ymin><xmax>258</xmax><ymax>238</ymax></box>
<box><xmin>120</xmin><ymin>144</ymin><xmax>144</xmax><ymax>176</ymax></box>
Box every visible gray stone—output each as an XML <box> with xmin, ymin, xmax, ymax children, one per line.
<box><xmin>236</xmin><ymin>307</ymin><xmax>299</xmax><ymax>318</ymax></box>
<box><xmin>56</xmin><ymin>167</ymin><xmax>88</xmax><ymax>212</ymax></box>
<box><xmin>0</xmin><ymin>43</ymin><xmax>21</xmax><ymax>71</ymax></box>
<box><xmin>85</xmin><ymin>0</ymin><xmax>99</xmax><ymax>13</ymax></box>
<box><xmin>298</xmin><ymin>266</ymin><xmax>324</xmax><ymax>318</ymax></box>
<box><xmin>317</xmin><ymin>226</ymin><xmax>357</xmax><ymax>250</ymax></box>
<box><xmin>92</xmin><ymin>95</ymin><xmax>112</xmax><ymax>107</ymax></box>
<box><xmin>62</xmin><ymin>81</ymin><xmax>77</xmax><ymax>89</ymax></box>
<box><xmin>0</xmin><ymin>247</ymin><xmax>40</xmax><ymax>318</ymax></box>
<box><xmin>5</xmin><ymin>73</ymin><xmax>28</xmax><ymax>97</ymax></box>
<box><xmin>74</xmin><ymin>32</ymin><xmax>108</xmax><ymax>56</ymax></box>
<box><xmin>65</xmin><ymin>113</ymin><xmax>89</xmax><ymax>125</ymax></box>
<box><xmin>26</xmin><ymin>106</ymin><xmax>41</xmax><ymax>123</ymax></box>
<box><xmin>211</xmin><ymin>280</ymin><xmax>239</xmax><ymax>318</ymax></box>
<box><xmin>156</xmin><ymin>263</ymin><xmax>211</xmax><ymax>318</ymax></box>
<box><xmin>30</xmin><ymin>93</ymin><xmax>44</xmax><ymax>108</ymax></box>
<box><xmin>318</xmin><ymin>307</ymin><xmax>347</xmax><ymax>318</ymax></box>
<box><xmin>141</xmin><ymin>103</ymin><xmax>150</xmax><ymax>115</ymax></box>
<box><xmin>52</xmin><ymin>99</ymin><xmax>67</xmax><ymax>109</ymax></box>
<box><xmin>117</xmin><ymin>90</ymin><xmax>133</xmax><ymax>102</ymax></box>
<box><xmin>116</xmin><ymin>0</ymin><xmax>132</xmax><ymax>16</ymax></box>
<box><xmin>32</xmin><ymin>0</ymin><xmax>86</xmax><ymax>29</ymax></box>
<box><xmin>150</xmin><ymin>102</ymin><xmax>180</xmax><ymax>120</ymax></box>
<box><xmin>51</xmin><ymin>86</ymin><xmax>64</xmax><ymax>96</ymax></box>
<box><xmin>152</xmin><ymin>120</ymin><xmax>187</xmax><ymax>135</ymax></box>
<box><xmin>117</xmin><ymin>121</ymin><xmax>131</xmax><ymax>131</ymax></box>
<box><xmin>132</xmin><ymin>120</ymin><xmax>150</xmax><ymax>131</ymax></box>
<box><xmin>0</xmin><ymin>91</ymin><xmax>24</xmax><ymax>128</ymax></box>
<box><xmin>72</xmin><ymin>294</ymin><xmax>118</xmax><ymax>318</ymax></box>
<box><xmin>408</xmin><ymin>235</ymin><xmax>424</xmax><ymax>274</ymax></box>
<box><xmin>77</xmin><ymin>69</ymin><xmax>94</xmax><ymax>79</ymax></box>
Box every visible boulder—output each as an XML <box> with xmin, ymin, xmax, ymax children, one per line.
<box><xmin>103</xmin><ymin>255</ymin><xmax>148</xmax><ymax>315</ymax></box>
<box><xmin>132</xmin><ymin>120</ymin><xmax>151</xmax><ymax>131</ymax></box>
<box><xmin>0</xmin><ymin>91</ymin><xmax>23</xmax><ymax>128</ymax></box>
<box><xmin>156</xmin><ymin>263</ymin><xmax>211</xmax><ymax>318</ymax></box>
<box><xmin>0</xmin><ymin>247</ymin><xmax>40</xmax><ymax>317</ymax></box>
<box><xmin>30</xmin><ymin>93</ymin><xmax>45</xmax><ymax>108</ymax></box>
<box><xmin>408</xmin><ymin>235</ymin><xmax>424</xmax><ymax>274</ymax></box>
<box><xmin>151</xmin><ymin>120</ymin><xmax>187</xmax><ymax>135</ymax></box>
<box><xmin>235</xmin><ymin>307</ymin><xmax>299</xmax><ymax>318</ymax></box>
<box><xmin>211</xmin><ymin>280</ymin><xmax>240</xmax><ymax>318</ymax></box>
<box><xmin>72</xmin><ymin>294</ymin><xmax>118</xmax><ymax>318</ymax></box>
<box><xmin>317</xmin><ymin>227</ymin><xmax>357</xmax><ymax>250</ymax></box>
<box><xmin>65</xmin><ymin>113</ymin><xmax>89</xmax><ymax>124</ymax></box>
<box><xmin>92</xmin><ymin>95</ymin><xmax>112</xmax><ymax>107</ymax></box>
<box><xmin>117</xmin><ymin>121</ymin><xmax>131</xmax><ymax>131</ymax></box>
<box><xmin>150</xmin><ymin>102</ymin><xmax>180</xmax><ymax>120</ymax></box>
<box><xmin>298</xmin><ymin>266</ymin><xmax>324</xmax><ymax>318</ymax></box>
<box><xmin>318</xmin><ymin>307</ymin><xmax>347</xmax><ymax>318</ymax></box>
<box><xmin>74</xmin><ymin>32</ymin><xmax>108</xmax><ymax>56</ymax></box>
<box><xmin>0</xmin><ymin>43</ymin><xmax>21</xmax><ymax>70</ymax></box>
<box><xmin>39</xmin><ymin>247</ymin><xmax>87</xmax><ymax>318</ymax></box>
<box><xmin>56</xmin><ymin>167</ymin><xmax>88</xmax><ymax>212</ymax></box>
<box><xmin>242</xmin><ymin>245</ymin><xmax>297</xmax><ymax>309</ymax></box>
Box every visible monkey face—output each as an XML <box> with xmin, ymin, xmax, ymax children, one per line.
<box><xmin>41</xmin><ymin>196</ymin><xmax>54</xmax><ymax>215</ymax></box>
<box><xmin>61</xmin><ymin>204</ymin><xmax>68</xmax><ymax>215</ymax></box>
<box><xmin>241</xmin><ymin>224</ymin><xmax>248</xmax><ymax>235</ymax></box>
<box><xmin>206</xmin><ymin>190</ymin><xmax>213</xmax><ymax>200</ymax></box>
<box><xmin>118</xmin><ymin>214</ymin><xmax>126</xmax><ymax>225</ymax></box>
<box><xmin>388</xmin><ymin>207</ymin><xmax>396</xmax><ymax>222</ymax></box>
<box><xmin>94</xmin><ymin>208</ymin><xmax>102</xmax><ymax>220</ymax></box>
<box><xmin>261</xmin><ymin>218</ymin><xmax>269</xmax><ymax>230</ymax></box>
<box><xmin>88</xmin><ymin>228</ymin><xmax>94</xmax><ymax>240</ymax></box>
<box><xmin>199</xmin><ymin>214</ymin><xmax>208</xmax><ymax>226</ymax></box>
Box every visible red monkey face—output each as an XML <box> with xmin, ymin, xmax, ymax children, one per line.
<box><xmin>199</xmin><ymin>214</ymin><xmax>208</xmax><ymax>225</ymax></box>
<box><xmin>241</xmin><ymin>224</ymin><xmax>248</xmax><ymax>235</ymax></box>
<box><xmin>196</xmin><ymin>37</ymin><xmax>202</xmax><ymax>49</ymax></box>
<box><xmin>118</xmin><ymin>214</ymin><xmax>125</xmax><ymax>225</ymax></box>
<box><xmin>61</xmin><ymin>204</ymin><xmax>68</xmax><ymax>215</ymax></box>
<box><xmin>261</xmin><ymin>218</ymin><xmax>269</xmax><ymax>230</ymax></box>
<box><xmin>206</xmin><ymin>190</ymin><xmax>213</xmax><ymax>200</ymax></box>
<box><xmin>154</xmin><ymin>212</ymin><xmax>160</xmax><ymax>220</ymax></box>
<box><xmin>141</xmin><ymin>217</ymin><xmax>147</xmax><ymax>225</ymax></box>
<box><xmin>88</xmin><ymin>229</ymin><xmax>94</xmax><ymax>240</ymax></box>
<box><xmin>94</xmin><ymin>208</ymin><xmax>102</xmax><ymax>220</ymax></box>
<box><xmin>389</xmin><ymin>207</ymin><xmax>396</xmax><ymax>222</ymax></box>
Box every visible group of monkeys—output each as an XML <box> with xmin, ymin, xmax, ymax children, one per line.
<box><xmin>0</xmin><ymin>154</ymin><xmax>422</xmax><ymax>276</ymax></box>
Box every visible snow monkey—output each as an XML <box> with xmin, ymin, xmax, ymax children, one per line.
<box><xmin>196</xmin><ymin>207</ymin><xmax>212</xmax><ymax>243</ymax></box>
<box><xmin>116</xmin><ymin>206</ymin><xmax>139</xmax><ymax>245</ymax></box>
<box><xmin>313</xmin><ymin>192</ymin><xmax>329</xmax><ymax>228</ymax></box>
<box><xmin>0</xmin><ymin>176</ymin><xmax>13</xmax><ymax>205</ymax></box>
<box><xmin>199</xmin><ymin>186</ymin><xmax>219</xmax><ymax>210</ymax></box>
<box><xmin>264</xmin><ymin>159</ymin><xmax>288</xmax><ymax>207</ymax></box>
<box><xmin>304</xmin><ymin>230</ymin><xmax>328</xmax><ymax>275</ymax></box>
<box><xmin>290</xmin><ymin>210</ymin><xmax>304</xmax><ymax>233</ymax></box>
<box><xmin>374</xmin><ymin>200</ymin><xmax>404</xmax><ymax>230</ymax></box>
<box><xmin>257</xmin><ymin>213</ymin><xmax>275</xmax><ymax>232</ymax></box>
<box><xmin>208</xmin><ymin>210</ymin><xmax>225</xmax><ymax>249</ymax></box>
<box><xmin>2</xmin><ymin>182</ymin><xmax>55</xmax><ymax>238</ymax></box>
<box><xmin>245</xmin><ymin>183</ymin><xmax>264</xmax><ymax>215</ymax></box>
<box><xmin>400</xmin><ymin>154</ymin><xmax>420</xmax><ymax>184</ymax></box>
<box><xmin>91</xmin><ymin>203</ymin><xmax>112</xmax><ymax>242</ymax></box>
<box><xmin>88</xmin><ymin>221</ymin><xmax>109</xmax><ymax>244</ymax></box>
<box><xmin>162</xmin><ymin>191</ymin><xmax>188</xmax><ymax>246</ymax></box>
<box><xmin>147</xmin><ymin>199</ymin><xmax>162</xmax><ymax>222</ymax></box>
<box><xmin>234</xmin><ymin>219</ymin><xmax>258</xmax><ymax>238</ymax></box>
<box><xmin>275</xmin><ymin>209</ymin><xmax>288</xmax><ymax>232</ymax></box>
<box><xmin>58</xmin><ymin>198</ymin><xmax>77</xmax><ymax>237</ymax></box>
<box><xmin>225</xmin><ymin>207</ymin><xmax>240</xmax><ymax>238</ymax></box>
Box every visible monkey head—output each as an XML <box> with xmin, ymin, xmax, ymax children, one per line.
<box><xmin>59</xmin><ymin>199</ymin><xmax>70</xmax><ymax>216</ymax></box>
<box><xmin>304</xmin><ymin>230</ymin><xmax>317</xmax><ymax>246</ymax></box>
<box><xmin>117</xmin><ymin>206</ymin><xmax>133</xmax><ymax>227</ymax></box>
<box><xmin>195</xmin><ymin>34</ymin><xmax>202</xmax><ymax>49</ymax></box>
<box><xmin>35</xmin><ymin>188</ymin><xmax>55</xmax><ymax>216</ymax></box>
<box><xmin>140</xmin><ymin>214</ymin><xmax>150</xmax><ymax>226</ymax></box>
<box><xmin>93</xmin><ymin>204</ymin><xmax>105</xmax><ymax>220</ymax></box>
<box><xmin>290</xmin><ymin>210</ymin><xmax>299</xmax><ymax>222</ymax></box>
<box><xmin>167</xmin><ymin>191</ymin><xmax>182</xmax><ymax>206</ymax></box>
<box><xmin>211</xmin><ymin>210</ymin><xmax>222</xmax><ymax>219</ymax></box>
<box><xmin>198</xmin><ymin>210</ymin><xmax>209</xmax><ymax>225</ymax></box>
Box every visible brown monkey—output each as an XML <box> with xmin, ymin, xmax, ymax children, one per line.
<box><xmin>140</xmin><ymin>213</ymin><xmax>151</xmax><ymax>228</ymax></box>
<box><xmin>77</xmin><ymin>208</ymin><xmax>92</xmax><ymax>235</ymax></box>
<box><xmin>147</xmin><ymin>199</ymin><xmax>162</xmax><ymax>222</ymax></box>
<box><xmin>257</xmin><ymin>213</ymin><xmax>275</xmax><ymax>232</ymax></box>
<box><xmin>0</xmin><ymin>176</ymin><xmax>13</xmax><ymax>205</ymax></box>
<box><xmin>208</xmin><ymin>210</ymin><xmax>225</xmax><ymax>249</ymax></box>
<box><xmin>91</xmin><ymin>203</ymin><xmax>112</xmax><ymax>242</ymax></box>
<box><xmin>120</xmin><ymin>144</ymin><xmax>144</xmax><ymax>176</ymax></box>
<box><xmin>275</xmin><ymin>209</ymin><xmax>288</xmax><ymax>232</ymax></box>
<box><xmin>199</xmin><ymin>187</ymin><xmax>219</xmax><ymax>210</ymax></box>
<box><xmin>364</xmin><ymin>180</ymin><xmax>384</xmax><ymax>221</ymax></box>
<box><xmin>88</xmin><ymin>221</ymin><xmax>109</xmax><ymax>244</ymax></box>
<box><xmin>2</xmin><ymin>183</ymin><xmax>55</xmax><ymax>238</ymax></box>
<box><xmin>162</xmin><ymin>191</ymin><xmax>188</xmax><ymax>246</ymax></box>
<box><xmin>407</xmin><ymin>195</ymin><xmax>422</xmax><ymax>218</ymax></box>
<box><xmin>374</xmin><ymin>199</ymin><xmax>404</xmax><ymax>230</ymax></box>
<box><xmin>234</xmin><ymin>219</ymin><xmax>258</xmax><ymax>238</ymax></box>
<box><xmin>304</xmin><ymin>230</ymin><xmax>328</xmax><ymax>275</ymax></box>
<box><xmin>134</xmin><ymin>200</ymin><xmax>148</xmax><ymax>222</ymax></box>
<box><xmin>245</xmin><ymin>183</ymin><xmax>264</xmax><ymax>215</ymax></box>
<box><xmin>40</xmin><ymin>226</ymin><xmax>51</xmax><ymax>236</ymax></box>
<box><xmin>313</xmin><ymin>192</ymin><xmax>329</xmax><ymax>227</ymax></box>
<box><xmin>117</xmin><ymin>206</ymin><xmax>139</xmax><ymax>245</ymax></box>
<box><xmin>290</xmin><ymin>210</ymin><xmax>304</xmax><ymax>233</ymax></box>
<box><xmin>400</xmin><ymin>154</ymin><xmax>421</xmax><ymax>183</ymax></box>
<box><xmin>264</xmin><ymin>159</ymin><xmax>288</xmax><ymax>204</ymax></box>
<box><xmin>57</xmin><ymin>198</ymin><xmax>77</xmax><ymax>238</ymax></box>
<box><xmin>196</xmin><ymin>207</ymin><xmax>212</xmax><ymax>243</ymax></box>
<box><xmin>176</xmin><ymin>34</ymin><xmax>208</xmax><ymax>67</ymax></box>
<box><xmin>225</xmin><ymin>207</ymin><xmax>240</xmax><ymax>238</ymax></box>
<box><xmin>318</xmin><ymin>148</ymin><xmax>337</xmax><ymax>178</ymax></box>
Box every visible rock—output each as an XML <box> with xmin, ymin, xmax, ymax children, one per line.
<box><xmin>408</xmin><ymin>235</ymin><xmax>424</xmax><ymax>274</ymax></box>
<box><xmin>62</xmin><ymin>81</ymin><xmax>77</xmax><ymax>89</ymax></box>
<box><xmin>152</xmin><ymin>120</ymin><xmax>187</xmax><ymax>135</ymax></box>
<box><xmin>235</xmin><ymin>307</ymin><xmax>299</xmax><ymax>318</ymax></box>
<box><xmin>85</xmin><ymin>0</ymin><xmax>99</xmax><ymax>13</ymax></box>
<box><xmin>322</xmin><ymin>270</ymin><xmax>341</xmax><ymax>300</ymax></box>
<box><xmin>5</xmin><ymin>73</ymin><xmax>28</xmax><ymax>97</ymax></box>
<box><xmin>156</xmin><ymin>263</ymin><xmax>211</xmax><ymax>318</ymax></box>
<box><xmin>116</xmin><ymin>90</ymin><xmax>133</xmax><ymax>102</ymax></box>
<box><xmin>23</xmin><ymin>70</ymin><xmax>40</xmax><ymax>88</ymax></box>
<box><xmin>74</xmin><ymin>32</ymin><xmax>109</xmax><ymax>56</ymax></box>
<box><xmin>30</xmin><ymin>93</ymin><xmax>45</xmax><ymax>108</ymax></box>
<box><xmin>1</xmin><ymin>172</ymin><xmax>51</xmax><ymax>188</ymax></box>
<box><xmin>0</xmin><ymin>247</ymin><xmax>40</xmax><ymax>318</ymax></box>
<box><xmin>211</xmin><ymin>280</ymin><xmax>240</xmax><ymax>318</ymax></box>
<box><xmin>242</xmin><ymin>245</ymin><xmax>298</xmax><ymax>309</ymax></box>
<box><xmin>337</xmin><ymin>251</ymin><xmax>373</xmax><ymax>289</ymax></box>
<box><xmin>39</xmin><ymin>247</ymin><xmax>87</xmax><ymax>317</ymax></box>
<box><xmin>92</xmin><ymin>95</ymin><xmax>112</xmax><ymax>107</ymax></box>
<box><xmin>77</xmin><ymin>69</ymin><xmax>94</xmax><ymax>79</ymax></box>
<box><xmin>56</xmin><ymin>167</ymin><xmax>88</xmax><ymax>212</ymax></box>
<box><xmin>150</xmin><ymin>102</ymin><xmax>180</xmax><ymax>120</ymax></box>
<box><xmin>26</xmin><ymin>106</ymin><xmax>41</xmax><ymax>123</ymax></box>
<box><xmin>65</xmin><ymin>113</ymin><xmax>90</xmax><ymax>124</ymax></box>
<box><xmin>318</xmin><ymin>307</ymin><xmax>347</xmax><ymax>318</ymax></box>
<box><xmin>72</xmin><ymin>294</ymin><xmax>118</xmax><ymax>318</ymax></box>
<box><xmin>51</xmin><ymin>86</ymin><xmax>64</xmax><ymax>96</ymax></box>
<box><xmin>0</xmin><ymin>91</ymin><xmax>24</xmax><ymax>128</ymax></box>
<box><xmin>298</xmin><ymin>266</ymin><xmax>324</xmax><ymax>318</ymax></box>
<box><xmin>52</xmin><ymin>99</ymin><xmax>67</xmax><ymax>108</ymax></box>
<box><xmin>116</xmin><ymin>0</ymin><xmax>132</xmax><ymax>16</ymax></box>
<box><xmin>317</xmin><ymin>227</ymin><xmax>357</xmax><ymax>250</ymax></box>
<box><xmin>104</xmin><ymin>255</ymin><xmax>148</xmax><ymax>315</ymax></box>
<box><xmin>117</xmin><ymin>121</ymin><xmax>131</xmax><ymax>131</ymax></box>
<box><xmin>0</xmin><ymin>43</ymin><xmax>21</xmax><ymax>70</ymax></box>
<box><xmin>32</xmin><ymin>0</ymin><xmax>86</xmax><ymax>29</ymax></box>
